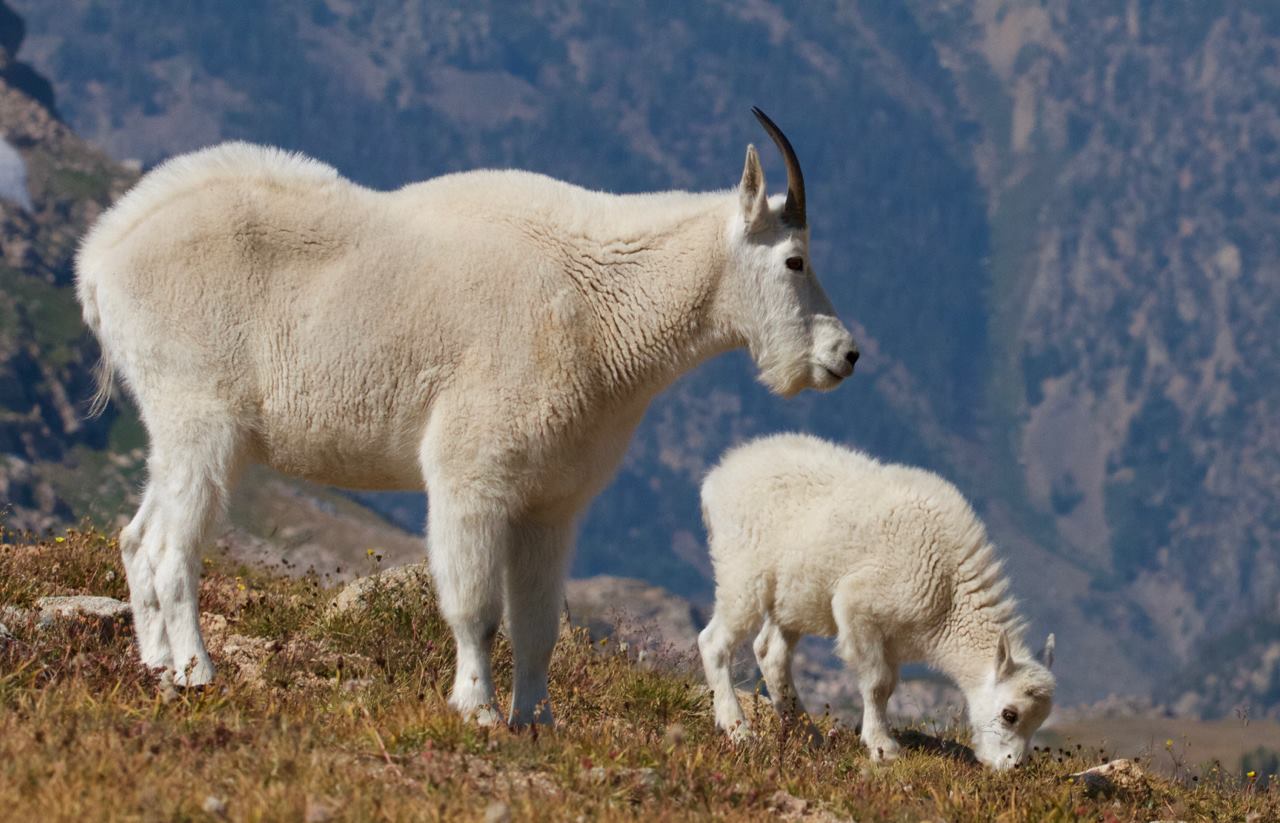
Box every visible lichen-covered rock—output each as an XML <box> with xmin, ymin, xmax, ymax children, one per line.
<box><xmin>35</xmin><ymin>595</ymin><xmax>130</xmax><ymax>623</ymax></box>
<box><xmin>328</xmin><ymin>563</ymin><xmax>430</xmax><ymax>614</ymax></box>
<box><xmin>1069</xmin><ymin>758</ymin><xmax>1148</xmax><ymax>797</ymax></box>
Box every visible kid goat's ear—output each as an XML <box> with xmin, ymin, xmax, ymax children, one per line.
<box><xmin>1042</xmin><ymin>633</ymin><xmax>1055</xmax><ymax>670</ymax></box>
<box><xmin>739</xmin><ymin>144</ymin><xmax>769</xmax><ymax>231</ymax></box>
<box><xmin>995</xmin><ymin>631</ymin><xmax>1017</xmax><ymax>679</ymax></box>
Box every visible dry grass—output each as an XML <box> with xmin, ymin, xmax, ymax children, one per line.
<box><xmin>1</xmin><ymin>528</ymin><xmax>1276</xmax><ymax>821</ymax></box>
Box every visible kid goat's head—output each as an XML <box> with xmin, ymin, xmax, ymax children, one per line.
<box><xmin>969</xmin><ymin>632</ymin><xmax>1057</xmax><ymax>771</ymax></box>
<box><xmin>722</xmin><ymin>108</ymin><xmax>859</xmax><ymax>397</ymax></box>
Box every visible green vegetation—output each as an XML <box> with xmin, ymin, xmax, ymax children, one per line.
<box><xmin>1</xmin><ymin>529</ymin><xmax>1275</xmax><ymax>820</ymax></box>
<box><xmin>0</xmin><ymin>265</ymin><xmax>84</xmax><ymax>368</ymax></box>
<box><xmin>39</xmin><ymin>445</ymin><xmax>144</xmax><ymax>526</ymax></box>
<box><xmin>46</xmin><ymin>166</ymin><xmax>113</xmax><ymax>202</ymax></box>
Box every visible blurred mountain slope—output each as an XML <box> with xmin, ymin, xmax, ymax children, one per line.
<box><xmin>0</xmin><ymin>5</ymin><xmax>423</xmax><ymax>580</ymax></box>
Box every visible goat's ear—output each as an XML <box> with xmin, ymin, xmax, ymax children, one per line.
<box><xmin>995</xmin><ymin>631</ymin><xmax>1016</xmax><ymax>679</ymax></box>
<box><xmin>739</xmin><ymin>144</ymin><xmax>769</xmax><ymax>231</ymax></box>
<box><xmin>1041</xmin><ymin>633</ymin><xmax>1055</xmax><ymax>670</ymax></box>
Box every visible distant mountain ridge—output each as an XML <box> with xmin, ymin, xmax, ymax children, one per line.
<box><xmin>5</xmin><ymin>0</ymin><xmax>1280</xmax><ymax>714</ymax></box>
<box><xmin>0</xmin><ymin>5</ymin><xmax>427</xmax><ymax>582</ymax></box>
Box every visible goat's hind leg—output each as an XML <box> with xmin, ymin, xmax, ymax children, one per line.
<box><xmin>120</xmin><ymin>490</ymin><xmax>171</xmax><ymax>671</ymax></box>
<box><xmin>753</xmin><ymin>616</ymin><xmax>822</xmax><ymax>745</ymax></box>
<box><xmin>698</xmin><ymin>599</ymin><xmax>758</xmax><ymax>741</ymax></box>
<box><xmin>141</xmin><ymin>415</ymin><xmax>243</xmax><ymax>686</ymax></box>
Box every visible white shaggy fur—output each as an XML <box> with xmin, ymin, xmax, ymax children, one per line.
<box><xmin>75</xmin><ymin>121</ymin><xmax>858</xmax><ymax>726</ymax></box>
<box><xmin>698</xmin><ymin>434</ymin><xmax>1055</xmax><ymax>769</ymax></box>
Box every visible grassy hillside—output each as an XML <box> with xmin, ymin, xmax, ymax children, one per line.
<box><xmin>1</xmin><ymin>530</ymin><xmax>1274</xmax><ymax>821</ymax></box>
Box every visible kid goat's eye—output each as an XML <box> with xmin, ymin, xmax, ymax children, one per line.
<box><xmin>785</xmin><ymin>256</ymin><xmax>804</xmax><ymax>271</ymax></box>
<box><xmin>1001</xmin><ymin>708</ymin><xmax>1019</xmax><ymax>725</ymax></box>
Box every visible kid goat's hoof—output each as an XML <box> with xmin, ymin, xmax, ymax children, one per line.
<box><xmin>866</xmin><ymin>739</ymin><xmax>900</xmax><ymax>763</ymax></box>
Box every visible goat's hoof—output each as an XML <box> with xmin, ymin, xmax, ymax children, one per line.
<box><xmin>449</xmin><ymin>692</ymin><xmax>502</xmax><ymax>727</ymax></box>
<box><xmin>865</xmin><ymin>738</ymin><xmax>900</xmax><ymax>763</ymax></box>
<box><xmin>171</xmin><ymin>660</ymin><xmax>216</xmax><ymax>689</ymax></box>
<box><xmin>507</xmin><ymin>706</ymin><xmax>555</xmax><ymax>730</ymax></box>
<box><xmin>470</xmin><ymin>703</ymin><xmax>503</xmax><ymax>727</ymax></box>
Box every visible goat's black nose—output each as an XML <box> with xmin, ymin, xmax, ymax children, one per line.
<box><xmin>845</xmin><ymin>349</ymin><xmax>860</xmax><ymax>367</ymax></box>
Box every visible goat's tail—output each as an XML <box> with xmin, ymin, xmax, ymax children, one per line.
<box><xmin>75</xmin><ymin>250</ymin><xmax>117</xmax><ymax>419</ymax></box>
<box><xmin>86</xmin><ymin>351</ymin><xmax>115</xmax><ymax>419</ymax></box>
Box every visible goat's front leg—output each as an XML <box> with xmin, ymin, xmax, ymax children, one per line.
<box><xmin>505</xmin><ymin>519</ymin><xmax>573</xmax><ymax>727</ymax></box>
<box><xmin>699</xmin><ymin>610</ymin><xmax>754</xmax><ymax>741</ymax></box>
<box><xmin>427</xmin><ymin>489</ymin><xmax>506</xmax><ymax>726</ymax></box>
<box><xmin>853</xmin><ymin>648</ymin><xmax>899</xmax><ymax>762</ymax></box>
<box><xmin>835</xmin><ymin>597</ymin><xmax>899</xmax><ymax>762</ymax></box>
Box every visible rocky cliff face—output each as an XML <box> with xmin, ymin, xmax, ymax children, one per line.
<box><xmin>7</xmin><ymin>0</ymin><xmax>1280</xmax><ymax>714</ymax></box>
<box><xmin>911</xmin><ymin>0</ymin><xmax>1280</xmax><ymax>716</ymax></box>
<box><xmin>0</xmin><ymin>2</ymin><xmax>423</xmax><ymax>580</ymax></box>
<box><xmin>0</xmin><ymin>6</ymin><xmax>138</xmax><ymax>532</ymax></box>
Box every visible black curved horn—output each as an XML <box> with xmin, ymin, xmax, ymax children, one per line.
<box><xmin>751</xmin><ymin>106</ymin><xmax>806</xmax><ymax>229</ymax></box>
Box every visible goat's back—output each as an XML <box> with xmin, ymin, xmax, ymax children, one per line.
<box><xmin>701</xmin><ymin>433</ymin><xmax>988</xmax><ymax>620</ymax></box>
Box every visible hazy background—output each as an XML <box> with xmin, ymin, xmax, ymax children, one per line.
<box><xmin>3</xmin><ymin>1</ymin><xmax>1279</xmax><ymax>715</ymax></box>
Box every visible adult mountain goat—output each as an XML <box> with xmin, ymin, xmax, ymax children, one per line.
<box><xmin>76</xmin><ymin>109</ymin><xmax>859</xmax><ymax>726</ymax></box>
<box><xmin>698</xmin><ymin>434</ymin><xmax>1055</xmax><ymax>769</ymax></box>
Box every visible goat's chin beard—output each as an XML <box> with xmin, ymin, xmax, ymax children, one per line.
<box><xmin>755</xmin><ymin>359</ymin><xmax>810</xmax><ymax>398</ymax></box>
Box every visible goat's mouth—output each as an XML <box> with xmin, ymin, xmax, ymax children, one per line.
<box><xmin>811</xmin><ymin>364</ymin><xmax>845</xmax><ymax>390</ymax></box>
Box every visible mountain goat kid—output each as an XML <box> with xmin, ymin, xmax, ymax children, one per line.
<box><xmin>698</xmin><ymin>434</ymin><xmax>1055</xmax><ymax>770</ymax></box>
<box><xmin>75</xmin><ymin>109</ymin><xmax>859</xmax><ymax>727</ymax></box>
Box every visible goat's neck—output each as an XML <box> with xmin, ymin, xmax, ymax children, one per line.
<box><xmin>574</xmin><ymin>202</ymin><xmax>737</xmax><ymax>400</ymax></box>
<box><xmin>930</xmin><ymin>612</ymin><xmax>1021</xmax><ymax>694</ymax></box>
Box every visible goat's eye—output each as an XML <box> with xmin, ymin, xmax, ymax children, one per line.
<box><xmin>1001</xmin><ymin>708</ymin><xmax>1019</xmax><ymax>725</ymax></box>
<box><xmin>785</xmin><ymin>256</ymin><xmax>804</xmax><ymax>272</ymax></box>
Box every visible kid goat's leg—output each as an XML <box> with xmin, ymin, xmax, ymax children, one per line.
<box><xmin>834</xmin><ymin>587</ymin><xmax>900</xmax><ymax>761</ymax></box>
<box><xmin>753</xmin><ymin>616</ymin><xmax>821</xmax><ymax>744</ymax></box>
<box><xmin>699</xmin><ymin>598</ymin><xmax>757</xmax><ymax>741</ymax></box>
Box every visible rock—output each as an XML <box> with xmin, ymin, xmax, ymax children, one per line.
<box><xmin>1068</xmin><ymin>759</ymin><xmax>1147</xmax><ymax>797</ymax></box>
<box><xmin>0</xmin><ymin>605</ymin><xmax>27</xmax><ymax>624</ymax></box>
<box><xmin>35</xmin><ymin>595</ymin><xmax>130</xmax><ymax>626</ymax></box>
<box><xmin>483</xmin><ymin>801</ymin><xmax>511</xmax><ymax>823</ymax></box>
<box><xmin>304</xmin><ymin>797</ymin><xmax>335</xmax><ymax>823</ymax></box>
<box><xmin>628</xmin><ymin>767</ymin><xmax>660</xmax><ymax>790</ymax></box>
<box><xmin>0</xmin><ymin>621</ymin><xmax>10</xmax><ymax>639</ymax></box>
<box><xmin>586</xmin><ymin>766</ymin><xmax>660</xmax><ymax>790</ymax></box>
<box><xmin>201</xmin><ymin>795</ymin><xmax>227</xmax><ymax>817</ymax></box>
<box><xmin>565</xmin><ymin>575</ymin><xmax>703</xmax><ymax>658</ymax></box>
<box><xmin>767</xmin><ymin>790</ymin><xmax>808</xmax><ymax>817</ymax></box>
<box><xmin>329</xmin><ymin>564</ymin><xmax>431</xmax><ymax>614</ymax></box>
